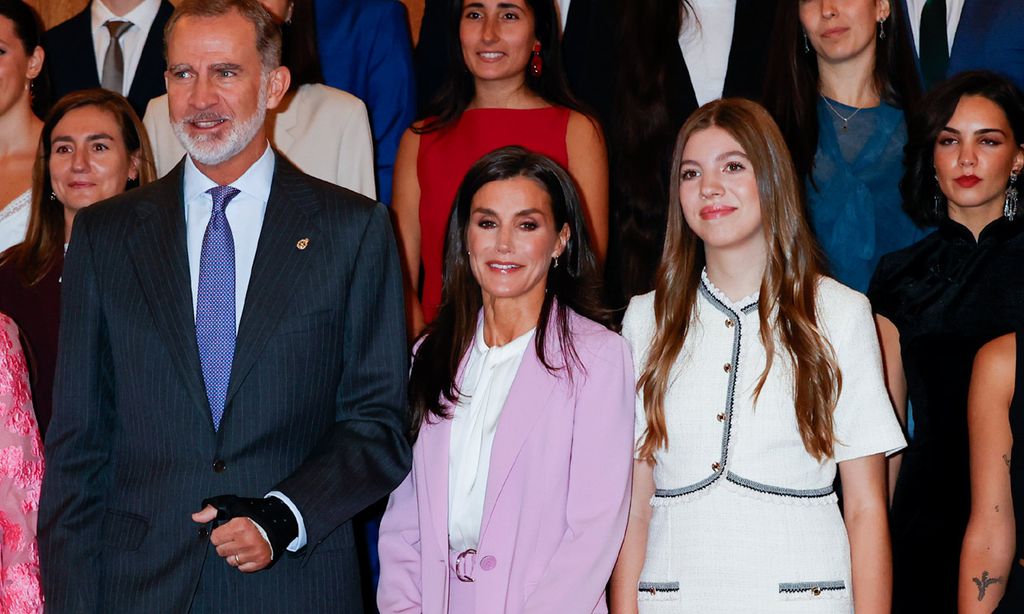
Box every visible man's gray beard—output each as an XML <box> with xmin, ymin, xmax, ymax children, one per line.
<box><xmin>172</xmin><ymin>79</ymin><xmax>269</xmax><ymax>166</ymax></box>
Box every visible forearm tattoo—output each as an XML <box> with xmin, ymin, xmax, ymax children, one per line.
<box><xmin>973</xmin><ymin>571</ymin><xmax>1002</xmax><ymax>601</ymax></box>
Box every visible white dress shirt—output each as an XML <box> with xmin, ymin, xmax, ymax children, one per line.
<box><xmin>906</xmin><ymin>0</ymin><xmax>966</xmax><ymax>55</ymax></box>
<box><xmin>678</xmin><ymin>0</ymin><xmax>737</xmax><ymax>107</ymax></box>
<box><xmin>90</xmin><ymin>0</ymin><xmax>162</xmax><ymax>96</ymax></box>
<box><xmin>182</xmin><ymin>145</ymin><xmax>307</xmax><ymax>553</ymax></box>
<box><xmin>448</xmin><ymin>320</ymin><xmax>535</xmax><ymax>552</ymax></box>
<box><xmin>556</xmin><ymin>0</ymin><xmax>572</xmax><ymax>32</ymax></box>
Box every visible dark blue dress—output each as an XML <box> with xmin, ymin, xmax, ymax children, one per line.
<box><xmin>807</xmin><ymin>99</ymin><xmax>924</xmax><ymax>293</ymax></box>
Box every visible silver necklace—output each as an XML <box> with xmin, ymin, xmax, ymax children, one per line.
<box><xmin>821</xmin><ymin>95</ymin><xmax>864</xmax><ymax>133</ymax></box>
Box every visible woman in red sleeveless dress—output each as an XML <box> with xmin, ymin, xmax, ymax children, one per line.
<box><xmin>392</xmin><ymin>0</ymin><xmax>608</xmax><ymax>335</ymax></box>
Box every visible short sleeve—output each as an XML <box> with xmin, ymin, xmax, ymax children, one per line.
<box><xmin>828</xmin><ymin>289</ymin><xmax>907</xmax><ymax>463</ymax></box>
<box><xmin>621</xmin><ymin>294</ymin><xmax>653</xmax><ymax>459</ymax></box>
<box><xmin>866</xmin><ymin>250</ymin><xmax>900</xmax><ymax>322</ymax></box>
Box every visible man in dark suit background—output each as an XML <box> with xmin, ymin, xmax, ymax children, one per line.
<box><xmin>38</xmin><ymin>0</ymin><xmax>411</xmax><ymax>611</ymax></box>
<box><xmin>44</xmin><ymin>0</ymin><xmax>174</xmax><ymax>116</ymax></box>
<box><xmin>898</xmin><ymin>0</ymin><xmax>1024</xmax><ymax>91</ymax></box>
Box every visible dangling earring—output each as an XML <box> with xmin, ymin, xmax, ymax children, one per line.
<box><xmin>529</xmin><ymin>42</ymin><xmax>543</xmax><ymax>77</ymax></box>
<box><xmin>933</xmin><ymin>174</ymin><xmax>944</xmax><ymax>217</ymax></box>
<box><xmin>1005</xmin><ymin>173</ymin><xmax>1019</xmax><ymax>221</ymax></box>
<box><xmin>802</xmin><ymin>31</ymin><xmax>810</xmax><ymax>54</ymax></box>
<box><xmin>877</xmin><ymin>18</ymin><xmax>886</xmax><ymax>40</ymax></box>
<box><xmin>551</xmin><ymin>254</ymin><xmax>559</xmax><ymax>269</ymax></box>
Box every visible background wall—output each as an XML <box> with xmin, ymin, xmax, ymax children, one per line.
<box><xmin>25</xmin><ymin>0</ymin><xmax>425</xmax><ymax>43</ymax></box>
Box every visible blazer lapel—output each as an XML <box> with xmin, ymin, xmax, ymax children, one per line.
<box><xmin>127</xmin><ymin>0</ymin><xmax>174</xmax><ymax>103</ymax></box>
<box><xmin>268</xmin><ymin>90</ymin><xmax>300</xmax><ymax>155</ymax></box>
<box><xmin>477</xmin><ymin>338</ymin><xmax>560</xmax><ymax>539</ymax></box>
<box><xmin>722</xmin><ymin>0</ymin><xmax>776</xmax><ymax>101</ymax></box>
<box><xmin>223</xmin><ymin>159</ymin><xmax>321</xmax><ymax>407</ymax></box>
<box><xmin>126</xmin><ymin>164</ymin><xmax>212</xmax><ymax>428</ymax></box>
<box><xmin>948</xmin><ymin>0</ymin><xmax>978</xmax><ymax>70</ymax></box>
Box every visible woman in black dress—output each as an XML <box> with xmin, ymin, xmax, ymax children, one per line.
<box><xmin>869</xmin><ymin>71</ymin><xmax>1024</xmax><ymax>613</ymax></box>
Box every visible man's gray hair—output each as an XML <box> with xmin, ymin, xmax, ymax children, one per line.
<box><xmin>164</xmin><ymin>0</ymin><xmax>283</xmax><ymax>71</ymax></box>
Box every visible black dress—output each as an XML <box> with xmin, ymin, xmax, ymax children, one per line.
<box><xmin>868</xmin><ymin>217</ymin><xmax>1024</xmax><ymax>614</ymax></box>
<box><xmin>994</xmin><ymin>332</ymin><xmax>1024</xmax><ymax>612</ymax></box>
<box><xmin>0</xmin><ymin>252</ymin><xmax>62</xmax><ymax>436</ymax></box>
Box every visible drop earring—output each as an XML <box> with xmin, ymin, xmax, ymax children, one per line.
<box><xmin>878</xmin><ymin>18</ymin><xmax>886</xmax><ymax>40</ymax></box>
<box><xmin>1005</xmin><ymin>173</ymin><xmax>1019</xmax><ymax>221</ymax></box>
<box><xmin>551</xmin><ymin>255</ymin><xmax>559</xmax><ymax>269</ymax></box>
<box><xmin>529</xmin><ymin>42</ymin><xmax>543</xmax><ymax>77</ymax></box>
<box><xmin>802</xmin><ymin>31</ymin><xmax>810</xmax><ymax>54</ymax></box>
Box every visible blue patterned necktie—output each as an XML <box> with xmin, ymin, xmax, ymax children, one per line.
<box><xmin>196</xmin><ymin>185</ymin><xmax>240</xmax><ymax>430</ymax></box>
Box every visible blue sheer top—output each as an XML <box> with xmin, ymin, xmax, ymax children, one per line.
<box><xmin>807</xmin><ymin>98</ymin><xmax>924</xmax><ymax>292</ymax></box>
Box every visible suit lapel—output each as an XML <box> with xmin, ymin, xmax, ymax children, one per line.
<box><xmin>126</xmin><ymin>164</ymin><xmax>212</xmax><ymax>428</ymax></box>
<box><xmin>72</xmin><ymin>9</ymin><xmax>102</xmax><ymax>88</ymax></box>
<box><xmin>268</xmin><ymin>90</ymin><xmax>300</xmax><ymax>155</ymax></box>
<box><xmin>223</xmin><ymin>159</ymin><xmax>321</xmax><ymax>407</ymax></box>
<box><xmin>948</xmin><ymin>0</ymin><xmax>978</xmax><ymax>70</ymax></box>
<box><xmin>128</xmin><ymin>0</ymin><xmax>174</xmax><ymax>103</ymax></box>
<box><xmin>477</xmin><ymin>336</ymin><xmax>560</xmax><ymax>540</ymax></box>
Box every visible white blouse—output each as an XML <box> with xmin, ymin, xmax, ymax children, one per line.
<box><xmin>448</xmin><ymin>321</ymin><xmax>535</xmax><ymax>552</ymax></box>
<box><xmin>678</xmin><ymin>0</ymin><xmax>737</xmax><ymax>108</ymax></box>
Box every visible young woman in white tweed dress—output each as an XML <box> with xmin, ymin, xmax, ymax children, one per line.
<box><xmin>609</xmin><ymin>98</ymin><xmax>906</xmax><ymax>613</ymax></box>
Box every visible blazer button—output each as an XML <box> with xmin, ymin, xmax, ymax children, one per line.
<box><xmin>198</xmin><ymin>527</ymin><xmax>209</xmax><ymax>540</ymax></box>
<box><xmin>811</xmin><ymin>587</ymin><xmax>822</xmax><ymax>596</ymax></box>
<box><xmin>711</xmin><ymin>461</ymin><xmax>721</xmax><ymax>472</ymax></box>
<box><xmin>723</xmin><ymin>363</ymin><xmax>731</xmax><ymax>373</ymax></box>
<box><xmin>716</xmin><ymin>412</ymin><xmax>726</xmax><ymax>422</ymax></box>
<box><xmin>479</xmin><ymin>555</ymin><xmax>496</xmax><ymax>571</ymax></box>
<box><xmin>212</xmin><ymin>459</ymin><xmax>226</xmax><ymax>473</ymax></box>
<box><xmin>725</xmin><ymin>319</ymin><xmax>734</xmax><ymax>328</ymax></box>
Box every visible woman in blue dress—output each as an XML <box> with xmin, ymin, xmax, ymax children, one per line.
<box><xmin>764</xmin><ymin>0</ymin><xmax>923</xmax><ymax>292</ymax></box>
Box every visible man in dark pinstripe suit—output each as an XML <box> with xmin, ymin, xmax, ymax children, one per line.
<box><xmin>38</xmin><ymin>1</ymin><xmax>411</xmax><ymax>611</ymax></box>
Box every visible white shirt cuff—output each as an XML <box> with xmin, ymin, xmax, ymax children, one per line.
<box><xmin>266</xmin><ymin>491</ymin><xmax>307</xmax><ymax>552</ymax></box>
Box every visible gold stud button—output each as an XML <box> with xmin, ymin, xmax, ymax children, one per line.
<box><xmin>723</xmin><ymin>363</ymin><xmax>731</xmax><ymax>373</ymax></box>
<box><xmin>811</xmin><ymin>587</ymin><xmax>822</xmax><ymax>596</ymax></box>
<box><xmin>296</xmin><ymin>238</ymin><xmax>310</xmax><ymax>250</ymax></box>
<box><xmin>716</xmin><ymin>412</ymin><xmax>725</xmax><ymax>422</ymax></box>
<box><xmin>711</xmin><ymin>462</ymin><xmax>721</xmax><ymax>472</ymax></box>
<box><xmin>725</xmin><ymin>319</ymin><xmax>734</xmax><ymax>328</ymax></box>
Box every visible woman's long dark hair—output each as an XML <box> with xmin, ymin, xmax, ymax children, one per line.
<box><xmin>0</xmin><ymin>0</ymin><xmax>49</xmax><ymax>115</ymax></box>
<box><xmin>762</xmin><ymin>0</ymin><xmax>921</xmax><ymax>182</ymax></box>
<box><xmin>407</xmin><ymin>146</ymin><xmax>609</xmax><ymax>441</ymax></box>
<box><xmin>280</xmin><ymin>0</ymin><xmax>324</xmax><ymax>90</ymax></box>
<box><xmin>903</xmin><ymin>71</ymin><xmax>1024</xmax><ymax>227</ymax></box>
<box><xmin>606</xmin><ymin>0</ymin><xmax>690</xmax><ymax>308</ymax></box>
<box><xmin>417</xmin><ymin>0</ymin><xmax>583</xmax><ymax>132</ymax></box>
<box><xmin>0</xmin><ymin>89</ymin><xmax>156</xmax><ymax>286</ymax></box>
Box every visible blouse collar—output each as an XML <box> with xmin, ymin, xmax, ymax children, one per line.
<box><xmin>700</xmin><ymin>268</ymin><xmax>759</xmax><ymax>313</ymax></box>
<box><xmin>937</xmin><ymin>215</ymin><xmax>1024</xmax><ymax>246</ymax></box>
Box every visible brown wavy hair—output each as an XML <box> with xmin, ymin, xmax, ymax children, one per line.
<box><xmin>637</xmin><ymin>98</ymin><xmax>841</xmax><ymax>461</ymax></box>
<box><xmin>0</xmin><ymin>89</ymin><xmax>156</xmax><ymax>286</ymax></box>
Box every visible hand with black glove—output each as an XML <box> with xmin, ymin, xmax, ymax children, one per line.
<box><xmin>192</xmin><ymin>495</ymin><xmax>299</xmax><ymax>572</ymax></box>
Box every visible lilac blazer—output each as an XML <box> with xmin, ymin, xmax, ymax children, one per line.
<box><xmin>377</xmin><ymin>310</ymin><xmax>635</xmax><ymax>613</ymax></box>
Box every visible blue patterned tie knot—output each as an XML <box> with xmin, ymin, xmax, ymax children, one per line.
<box><xmin>196</xmin><ymin>185</ymin><xmax>240</xmax><ymax>430</ymax></box>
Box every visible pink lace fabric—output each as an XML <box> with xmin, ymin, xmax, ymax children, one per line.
<box><xmin>0</xmin><ymin>315</ymin><xmax>44</xmax><ymax>613</ymax></box>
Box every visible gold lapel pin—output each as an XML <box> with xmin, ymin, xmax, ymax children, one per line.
<box><xmin>296</xmin><ymin>238</ymin><xmax>310</xmax><ymax>250</ymax></box>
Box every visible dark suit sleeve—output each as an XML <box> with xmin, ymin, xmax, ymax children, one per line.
<box><xmin>274</xmin><ymin>203</ymin><xmax>411</xmax><ymax>555</ymax></box>
<box><xmin>38</xmin><ymin>213</ymin><xmax>114</xmax><ymax>612</ymax></box>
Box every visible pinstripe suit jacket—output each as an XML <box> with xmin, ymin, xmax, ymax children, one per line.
<box><xmin>38</xmin><ymin>156</ymin><xmax>412</xmax><ymax>613</ymax></box>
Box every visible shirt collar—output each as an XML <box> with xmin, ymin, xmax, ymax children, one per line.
<box><xmin>700</xmin><ymin>268</ymin><xmax>759</xmax><ymax>313</ymax></box>
<box><xmin>182</xmin><ymin>142</ymin><xmax>276</xmax><ymax>205</ymax></box>
<box><xmin>91</xmin><ymin>0</ymin><xmax>161</xmax><ymax>32</ymax></box>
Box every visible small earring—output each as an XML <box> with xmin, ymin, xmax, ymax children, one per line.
<box><xmin>529</xmin><ymin>42</ymin><xmax>543</xmax><ymax>77</ymax></box>
<box><xmin>49</xmin><ymin>192</ymin><xmax>56</xmax><ymax>201</ymax></box>
<box><xmin>802</xmin><ymin>31</ymin><xmax>811</xmax><ymax>54</ymax></box>
<box><xmin>933</xmin><ymin>174</ymin><xmax>944</xmax><ymax>217</ymax></box>
<box><xmin>877</xmin><ymin>18</ymin><xmax>886</xmax><ymax>40</ymax></box>
<box><xmin>1005</xmin><ymin>173</ymin><xmax>1019</xmax><ymax>221</ymax></box>
<box><xmin>552</xmin><ymin>255</ymin><xmax>559</xmax><ymax>269</ymax></box>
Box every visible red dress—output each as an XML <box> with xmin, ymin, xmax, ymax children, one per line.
<box><xmin>416</xmin><ymin>106</ymin><xmax>571</xmax><ymax>322</ymax></box>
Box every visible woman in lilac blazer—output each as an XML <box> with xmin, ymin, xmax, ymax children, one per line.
<box><xmin>377</xmin><ymin>146</ymin><xmax>635</xmax><ymax>613</ymax></box>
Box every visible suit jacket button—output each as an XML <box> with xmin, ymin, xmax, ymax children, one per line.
<box><xmin>198</xmin><ymin>527</ymin><xmax>209</xmax><ymax>540</ymax></box>
<box><xmin>212</xmin><ymin>459</ymin><xmax>226</xmax><ymax>473</ymax></box>
<box><xmin>479</xmin><ymin>555</ymin><xmax>496</xmax><ymax>571</ymax></box>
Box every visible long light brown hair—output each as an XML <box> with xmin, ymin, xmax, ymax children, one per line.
<box><xmin>0</xmin><ymin>89</ymin><xmax>156</xmax><ymax>286</ymax></box>
<box><xmin>637</xmin><ymin>98</ymin><xmax>842</xmax><ymax>461</ymax></box>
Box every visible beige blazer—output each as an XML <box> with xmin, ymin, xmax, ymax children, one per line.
<box><xmin>143</xmin><ymin>83</ymin><xmax>376</xmax><ymax>199</ymax></box>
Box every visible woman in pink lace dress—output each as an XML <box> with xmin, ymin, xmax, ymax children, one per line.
<box><xmin>0</xmin><ymin>313</ymin><xmax>43</xmax><ymax>612</ymax></box>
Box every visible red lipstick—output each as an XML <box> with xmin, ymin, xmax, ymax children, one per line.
<box><xmin>699</xmin><ymin>205</ymin><xmax>737</xmax><ymax>220</ymax></box>
<box><xmin>954</xmin><ymin>175</ymin><xmax>982</xmax><ymax>188</ymax></box>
